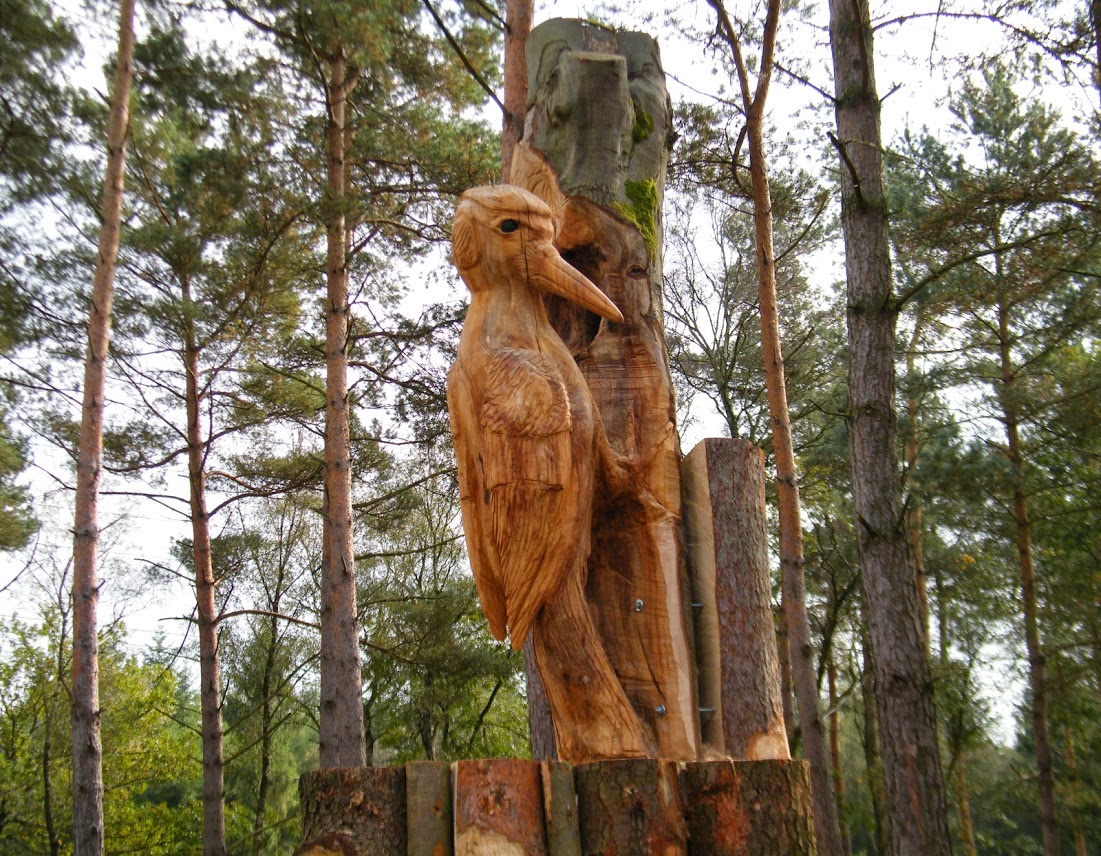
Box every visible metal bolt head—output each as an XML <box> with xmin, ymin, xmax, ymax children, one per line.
<box><xmin>655</xmin><ymin>704</ymin><xmax>667</xmax><ymax>717</ymax></box>
<box><xmin>634</xmin><ymin>598</ymin><xmax>644</xmax><ymax>612</ymax></box>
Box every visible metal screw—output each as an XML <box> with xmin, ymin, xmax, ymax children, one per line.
<box><xmin>655</xmin><ymin>704</ymin><xmax>667</xmax><ymax>717</ymax></box>
<box><xmin>634</xmin><ymin>598</ymin><xmax>644</xmax><ymax>612</ymax></box>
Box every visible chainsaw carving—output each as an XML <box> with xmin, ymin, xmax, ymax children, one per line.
<box><xmin>447</xmin><ymin>185</ymin><xmax>650</xmax><ymax>761</ymax></box>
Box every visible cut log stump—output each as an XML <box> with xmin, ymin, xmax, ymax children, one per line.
<box><xmin>680</xmin><ymin>760</ymin><xmax>817</xmax><ymax>855</ymax></box>
<box><xmin>298</xmin><ymin>767</ymin><xmax>406</xmax><ymax>855</ymax></box>
<box><xmin>454</xmin><ymin>759</ymin><xmax>547</xmax><ymax>855</ymax></box>
<box><xmin>574</xmin><ymin>758</ymin><xmax>686</xmax><ymax>856</ymax></box>
<box><xmin>299</xmin><ymin>758</ymin><xmax>815</xmax><ymax>855</ymax></box>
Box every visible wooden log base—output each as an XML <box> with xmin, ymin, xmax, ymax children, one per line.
<box><xmin>299</xmin><ymin>759</ymin><xmax>815</xmax><ymax>855</ymax></box>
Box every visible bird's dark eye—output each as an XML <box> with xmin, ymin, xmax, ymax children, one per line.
<box><xmin>499</xmin><ymin>219</ymin><xmax>520</xmax><ymax>233</ymax></box>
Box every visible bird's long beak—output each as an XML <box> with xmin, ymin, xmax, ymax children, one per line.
<box><xmin>528</xmin><ymin>244</ymin><xmax>623</xmax><ymax>323</ymax></box>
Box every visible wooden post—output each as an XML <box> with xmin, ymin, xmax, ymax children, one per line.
<box><xmin>454</xmin><ymin>759</ymin><xmax>547</xmax><ymax>855</ymax></box>
<box><xmin>575</xmin><ymin>759</ymin><xmax>686</xmax><ymax>855</ymax></box>
<box><xmin>681</xmin><ymin>438</ymin><xmax>789</xmax><ymax>760</ymax></box>
<box><xmin>542</xmin><ymin>761</ymin><xmax>582</xmax><ymax>856</ymax></box>
<box><xmin>406</xmin><ymin>761</ymin><xmax>452</xmax><ymax>856</ymax></box>
<box><xmin>681</xmin><ymin>760</ymin><xmax>817</xmax><ymax>855</ymax></box>
<box><xmin>298</xmin><ymin>767</ymin><xmax>406</xmax><ymax>855</ymax></box>
<box><xmin>517</xmin><ymin>18</ymin><xmax>700</xmax><ymax>762</ymax></box>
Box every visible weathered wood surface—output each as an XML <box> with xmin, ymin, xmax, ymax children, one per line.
<box><xmin>446</xmin><ymin>184</ymin><xmax>646</xmax><ymax>762</ymax></box>
<box><xmin>680</xmin><ymin>760</ymin><xmax>817</xmax><ymax>855</ymax></box>
<box><xmin>541</xmin><ymin>761</ymin><xmax>582</xmax><ymax>856</ymax></box>
<box><xmin>516</xmin><ymin>17</ymin><xmax>700</xmax><ymax>761</ymax></box>
<box><xmin>299</xmin><ymin>759</ymin><xmax>816</xmax><ymax>855</ymax></box>
<box><xmin>454</xmin><ymin>759</ymin><xmax>547</xmax><ymax>855</ymax></box>
<box><xmin>298</xmin><ymin>767</ymin><xmax>406</xmax><ymax>855</ymax></box>
<box><xmin>681</xmin><ymin>439</ymin><xmax>789</xmax><ymax>761</ymax></box>
<box><xmin>575</xmin><ymin>758</ymin><xmax>686</xmax><ymax>855</ymax></box>
<box><xmin>406</xmin><ymin>761</ymin><xmax>451</xmax><ymax>856</ymax></box>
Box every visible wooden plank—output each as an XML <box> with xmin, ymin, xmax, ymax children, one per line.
<box><xmin>680</xmin><ymin>760</ymin><xmax>817</xmax><ymax>855</ymax></box>
<box><xmin>298</xmin><ymin>767</ymin><xmax>406</xmax><ymax>855</ymax></box>
<box><xmin>454</xmin><ymin>759</ymin><xmax>547</xmax><ymax>855</ymax></box>
<box><xmin>682</xmin><ymin>439</ymin><xmax>789</xmax><ymax>760</ymax></box>
<box><xmin>406</xmin><ymin>761</ymin><xmax>452</xmax><ymax>856</ymax></box>
<box><xmin>575</xmin><ymin>759</ymin><xmax>685</xmax><ymax>855</ymax></box>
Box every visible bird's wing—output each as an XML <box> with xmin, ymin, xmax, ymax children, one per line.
<box><xmin>479</xmin><ymin>349</ymin><xmax>578</xmax><ymax>649</ymax></box>
<box><xmin>447</xmin><ymin>362</ymin><xmax>508</xmax><ymax>642</ymax></box>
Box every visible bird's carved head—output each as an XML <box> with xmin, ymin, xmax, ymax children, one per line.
<box><xmin>452</xmin><ymin>185</ymin><xmax>623</xmax><ymax>323</ymax></box>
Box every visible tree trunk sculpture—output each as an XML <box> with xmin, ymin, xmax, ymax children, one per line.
<box><xmin>513</xmin><ymin>19</ymin><xmax>700</xmax><ymax>761</ymax></box>
<box><xmin>447</xmin><ymin>184</ymin><xmax>651</xmax><ymax>762</ymax></box>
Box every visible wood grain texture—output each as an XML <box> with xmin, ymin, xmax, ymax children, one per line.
<box><xmin>681</xmin><ymin>439</ymin><xmax>789</xmax><ymax>761</ymax></box>
<box><xmin>299</xmin><ymin>767</ymin><xmax>406</xmax><ymax>855</ymax></box>
<box><xmin>518</xmin><ymin>19</ymin><xmax>700</xmax><ymax>761</ymax></box>
<box><xmin>447</xmin><ymin>184</ymin><xmax>646</xmax><ymax>762</ymax></box>
<box><xmin>454</xmin><ymin>759</ymin><xmax>546</xmax><ymax>856</ymax></box>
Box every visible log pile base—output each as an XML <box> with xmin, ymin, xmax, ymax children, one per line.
<box><xmin>298</xmin><ymin>758</ymin><xmax>816</xmax><ymax>855</ymax></box>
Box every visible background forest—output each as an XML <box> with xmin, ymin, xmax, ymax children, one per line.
<box><xmin>0</xmin><ymin>0</ymin><xmax>1098</xmax><ymax>853</ymax></box>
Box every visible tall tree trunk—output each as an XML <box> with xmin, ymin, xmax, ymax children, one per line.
<box><xmin>860</xmin><ymin>623</ymin><xmax>890</xmax><ymax>856</ymax></box>
<box><xmin>183</xmin><ymin>277</ymin><xmax>227</xmax><ymax>856</ymax></box>
<box><xmin>708</xmin><ymin>1</ymin><xmax>843</xmax><ymax>851</ymax></box>
<box><xmin>995</xmin><ymin>295</ymin><xmax>1058</xmax><ymax>856</ymax></box>
<box><xmin>1064</xmin><ymin>725</ymin><xmax>1087</xmax><ymax>856</ymax></box>
<box><xmin>70</xmin><ymin>1</ymin><xmax>134</xmax><ymax>852</ymax></box>
<box><xmin>777</xmin><ymin>604</ymin><xmax>797</xmax><ymax>747</ymax></box>
<box><xmin>252</xmin><ymin>612</ymin><xmax>278</xmax><ymax>847</ymax></box>
<box><xmin>43</xmin><ymin>728</ymin><xmax>59</xmax><ymax>856</ymax></box>
<box><xmin>501</xmin><ymin>0</ymin><xmax>532</xmax><ymax>180</ymax></box>
<box><xmin>904</xmin><ymin>312</ymin><xmax>929</xmax><ymax>652</ymax></box>
<box><xmin>501</xmin><ymin>0</ymin><xmax>556</xmax><ymax>760</ymax></box>
<box><xmin>954</xmin><ymin>761</ymin><xmax>978</xmax><ymax>856</ymax></box>
<box><xmin>319</xmin><ymin>50</ymin><xmax>366</xmax><ymax>769</ymax></box>
<box><xmin>827</xmin><ymin>2</ymin><xmax>953</xmax><ymax>853</ymax></box>
<box><xmin>828</xmin><ymin>659</ymin><xmax>851</xmax><ymax>856</ymax></box>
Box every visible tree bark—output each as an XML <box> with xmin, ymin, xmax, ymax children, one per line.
<box><xmin>827</xmin><ymin>1</ymin><xmax>953</xmax><ymax>852</ymax></box>
<box><xmin>70</xmin><ymin>0</ymin><xmax>134</xmax><ymax>851</ymax></box>
<box><xmin>681</xmin><ymin>438</ymin><xmax>788</xmax><ymax>760</ymax></box>
<box><xmin>183</xmin><ymin>276</ymin><xmax>227</xmax><ymax>856</ymax></box>
<box><xmin>996</xmin><ymin>295</ymin><xmax>1059</xmax><ymax>856</ymax></box>
<box><xmin>904</xmin><ymin>313</ymin><xmax>929</xmax><ymax>652</ymax></box>
<box><xmin>860</xmin><ymin>622</ymin><xmax>890</xmax><ymax>856</ymax></box>
<box><xmin>680</xmin><ymin>760</ymin><xmax>817</xmax><ymax>855</ymax></box>
<box><xmin>299</xmin><ymin>767</ymin><xmax>406</xmax><ymax>854</ymax></box>
<box><xmin>954</xmin><ymin>761</ymin><xmax>978</xmax><ymax>856</ymax></box>
<box><xmin>501</xmin><ymin>0</ymin><xmax>532</xmax><ymax>180</ymax></box>
<box><xmin>319</xmin><ymin>49</ymin><xmax>366</xmax><ymax>769</ymax></box>
<box><xmin>706</xmin><ymin>2</ymin><xmax>843</xmax><ymax>851</ymax></box>
<box><xmin>575</xmin><ymin>759</ymin><xmax>686</xmax><ymax>855</ymax></box>
<box><xmin>827</xmin><ymin>660</ymin><xmax>850</xmax><ymax>856</ymax></box>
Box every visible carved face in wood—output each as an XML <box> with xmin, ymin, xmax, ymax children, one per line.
<box><xmin>451</xmin><ymin>185</ymin><xmax>623</xmax><ymax>324</ymax></box>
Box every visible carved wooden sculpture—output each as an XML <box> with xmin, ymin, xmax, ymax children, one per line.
<box><xmin>447</xmin><ymin>185</ymin><xmax>651</xmax><ymax>761</ymax></box>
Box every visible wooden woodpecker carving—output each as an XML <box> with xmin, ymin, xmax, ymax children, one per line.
<box><xmin>447</xmin><ymin>185</ymin><xmax>650</xmax><ymax>761</ymax></box>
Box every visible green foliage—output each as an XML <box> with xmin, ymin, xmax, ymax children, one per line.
<box><xmin>0</xmin><ymin>610</ymin><xmax>201</xmax><ymax>854</ymax></box>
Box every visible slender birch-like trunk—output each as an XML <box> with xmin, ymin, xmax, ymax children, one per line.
<box><xmin>828</xmin><ymin>1</ymin><xmax>953</xmax><ymax>852</ymax></box>
<box><xmin>70</xmin><ymin>1</ymin><xmax>135</xmax><ymax>851</ymax></box>
<box><xmin>319</xmin><ymin>49</ymin><xmax>366</xmax><ymax>768</ymax></box>
<box><xmin>707</xmin><ymin>1</ymin><xmax>844</xmax><ymax>851</ymax></box>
